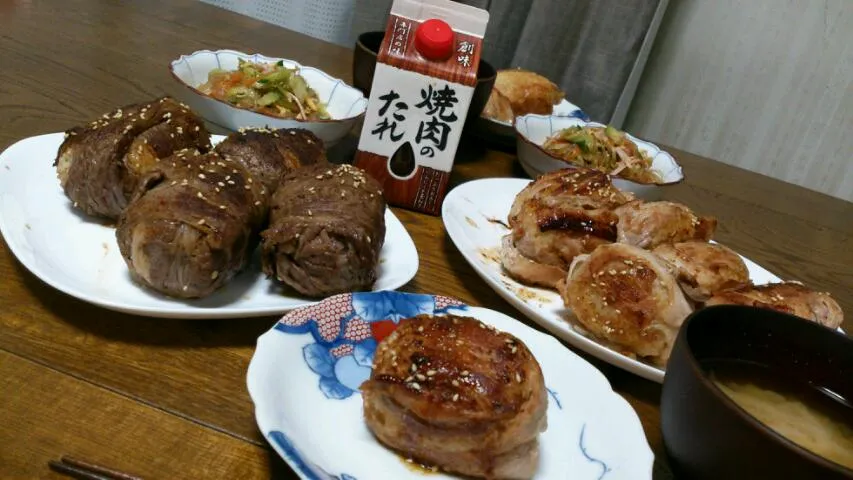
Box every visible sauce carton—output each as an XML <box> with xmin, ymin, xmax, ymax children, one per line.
<box><xmin>354</xmin><ymin>0</ymin><xmax>489</xmax><ymax>215</ymax></box>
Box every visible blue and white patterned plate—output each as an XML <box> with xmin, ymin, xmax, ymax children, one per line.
<box><xmin>247</xmin><ymin>291</ymin><xmax>653</xmax><ymax>479</ymax></box>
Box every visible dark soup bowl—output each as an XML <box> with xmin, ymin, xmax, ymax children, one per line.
<box><xmin>353</xmin><ymin>30</ymin><xmax>496</xmax><ymax>119</ymax></box>
<box><xmin>662</xmin><ymin>305</ymin><xmax>853</xmax><ymax>480</ymax></box>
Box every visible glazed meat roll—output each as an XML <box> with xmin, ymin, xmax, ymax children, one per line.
<box><xmin>706</xmin><ymin>282</ymin><xmax>844</xmax><ymax>329</ymax></box>
<box><xmin>213</xmin><ymin>128</ymin><xmax>326</xmax><ymax>193</ymax></box>
<box><xmin>362</xmin><ymin>314</ymin><xmax>548</xmax><ymax>479</ymax></box>
<box><xmin>261</xmin><ymin>163</ymin><xmax>385</xmax><ymax>297</ymax></box>
<box><xmin>116</xmin><ymin>150</ymin><xmax>267</xmax><ymax>298</ymax></box>
<box><xmin>116</xmin><ymin>128</ymin><xmax>325</xmax><ymax>298</ymax></box>
<box><xmin>55</xmin><ymin>97</ymin><xmax>211</xmax><ymax>219</ymax></box>
<box><xmin>558</xmin><ymin>243</ymin><xmax>693</xmax><ymax>365</ymax></box>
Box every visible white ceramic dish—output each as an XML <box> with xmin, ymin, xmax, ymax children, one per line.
<box><xmin>170</xmin><ymin>49</ymin><xmax>367</xmax><ymax>146</ymax></box>
<box><xmin>0</xmin><ymin>133</ymin><xmax>418</xmax><ymax>319</ymax></box>
<box><xmin>515</xmin><ymin>115</ymin><xmax>684</xmax><ymax>200</ymax></box>
<box><xmin>442</xmin><ymin>178</ymin><xmax>788</xmax><ymax>383</ymax></box>
<box><xmin>247</xmin><ymin>291</ymin><xmax>654</xmax><ymax>480</ymax></box>
<box><xmin>472</xmin><ymin>99</ymin><xmax>589</xmax><ymax>147</ymax></box>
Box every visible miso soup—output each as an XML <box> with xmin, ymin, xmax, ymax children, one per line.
<box><xmin>707</xmin><ymin>360</ymin><xmax>853</xmax><ymax>470</ymax></box>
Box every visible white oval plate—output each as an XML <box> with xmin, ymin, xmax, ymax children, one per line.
<box><xmin>0</xmin><ymin>133</ymin><xmax>418</xmax><ymax>319</ymax></box>
<box><xmin>247</xmin><ymin>291</ymin><xmax>653</xmax><ymax>480</ymax></box>
<box><xmin>515</xmin><ymin>115</ymin><xmax>684</xmax><ymax>200</ymax></box>
<box><xmin>442</xmin><ymin>178</ymin><xmax>786</xmax><ymax>383</ymax></box>
<box><xmin>170</xmin><ymin>50</ymin><xmax>367</xmax><ymax>146</ymax></box>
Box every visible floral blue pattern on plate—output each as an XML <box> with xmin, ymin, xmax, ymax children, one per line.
<box><xmin>247</xmin><ymin>291</ymin><xmax>653</xmax><ymax>479</ymax></box>
<box><xmin>274</xmin><ymin>291</ymin><xmax>467</xmax><ymax>399</ymax></box>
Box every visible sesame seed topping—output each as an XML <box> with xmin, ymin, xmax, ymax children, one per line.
<box><xmin>196</xmin><ymin>192</ymin><xmax>204</xmax><ymax>198</ymax></box>
<box><xmin>211</xmin><ymin>271</ymin><xmax>219</xmax><ymax>279</ymax></box>
<box><xmin>409</xmin><ymin>382</ymin><xmax>421</xmax><ymax>391</ymax></box>
<box><xmin>197</xmin><ymin>219</ymin><xmax>205</xmax><ymax>225</ymax></box>
<box><xmin>182</xmin><ymin>285</ymin><xmax>188</xmax><ymax>291</ymax></box>
<box><xmin>426</xmin><ymin>370</ymin><xmax>436</xmax><ymax>376</ymax></box>
<box><xmin>415</xmin><ymin>373</ymin><xmax>426</xmax><ymax>381</ymax></box>
<box><xmin>254</xmin><ymin>201</ymin><xmax>261</xmax><ymax>206</ymax></box>
<box><xmin>461</xmin><ymin>370</ymin><xmax>469</xmax><ymax>376</ymax></box>
<box><xmin>410</xmin><ymin>364</ymin><xmax>417</xmax><ymax>372</ymax></box>
<box><xmin>417</xmin><ymin>326</ymin><xmax>424</xmax><ymax>332</ymax></box>
<box><xmin>452</xmin><ymin>394</ymin><xmax>459</xmax><ymax>401</ymax></box>
<box><xmin>198</xmin><ymin>173</ymin><xmax>206</xmax><ymax>179</ymax></box>
<box><xmin>516</xmin><ymin>373</ymin><xmax>522</xmax><ymax>383</ymax></box>
<box><xmin>451</xmin><ymin>380</ymin><xmax>460</xmax><ymax>387</ymax></box>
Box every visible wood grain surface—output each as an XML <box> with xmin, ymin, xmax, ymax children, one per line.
<box><xmin>0</xmin><ymin>1</ymin><xmax>850</xmax><ymax>479</ymax></box>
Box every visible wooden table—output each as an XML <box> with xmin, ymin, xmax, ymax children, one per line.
<box><xmin>1</xmin><ymin>1</ymin><xmax>851</xmax><ymax>478</ymax></box>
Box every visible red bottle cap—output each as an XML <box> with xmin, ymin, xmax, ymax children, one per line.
<box><xmin>414</xmin><ymin>18</ymin><xmax>454</xmax><ymax>61</ymax></box>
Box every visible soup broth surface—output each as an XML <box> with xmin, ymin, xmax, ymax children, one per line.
<box><xmin>707</xmin><ymin>360</ymin><xmax>853</xmax><ymax>470</ymax></box>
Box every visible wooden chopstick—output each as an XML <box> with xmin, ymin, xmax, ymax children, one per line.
<box><xmin>48</xmin><ymin>456</ymin><xmax>143</xmax><ymax>480</ymax></box>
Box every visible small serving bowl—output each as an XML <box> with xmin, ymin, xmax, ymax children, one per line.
<box><xmin>170</xmin><ymin>49</ymin><xmax>367</xmax><ymax>146</ymax></box>
<box><xmin>662</xmin><ymin>305</ymin><xmax>853</xmax><ymax>480</ymax></box>
<box><xmin>352</xmin><ymin>30</ymin><xmax>496</xmax><ymax>120</ymax></box>
<box><xmin>515</xmin><ymin>114</ymin><xmax>683</xmax><ymax>199</ymax></box>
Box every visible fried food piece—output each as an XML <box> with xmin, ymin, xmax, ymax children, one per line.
<box><xmin>652</xmin><ymin>241</ymin><xmax>750</xmax><ymax>302</ymax></box>
<box><xmin>261</xmin><ymin>164</ymin><xmax>385</xmax><ymax>297</ymax></box>
<box><xmin>559</xmin><ymin>243</ymin><xmax>693</xmax><ymax>365</ymax></box>
<box><xmin>362</xmin><ymin>314</ymin><xmax>547</xmax><ymax>479</ymax></box>
<box><xmin>55</xmin><ymin>97</ymin><xmax>211</xmax><ymax>219</ymax></box>
<box><xmin>492</xmin><ymin>69</ymin><xmax>564</xmax><ymax>118</ymax></box>
<box><xmin>482</xmin><ymin>89</ymin><xmax>514</xmax><ymax>123</ymax></box>
<box><xmin>706</xmin><ymin>282</ymin><xmax>844</xmax><ymax>329</ymax></box>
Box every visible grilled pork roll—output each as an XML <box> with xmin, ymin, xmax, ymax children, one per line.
<box><xmin>261</xmin><ymin>163</ymin><xmax>385</xmax><ymax>297</ymax></box>
<box><xmin>55</xmin><ymin>97</ymin><xmax>211</xmax><ymax>219</ymax></box>
<box><xmin>116</xmin><ymin>128</ymin><xmax>324</xmax><ymax>299</ymax></box>
<box><xmin>362</xmin><ymin>314</ymin><xmax>548</xmax><ymax>479</ymax></box>
<box><xmin>116</xmin><ymin>150</ymin><xmax>267</xmax><ymax>298</ymax></box>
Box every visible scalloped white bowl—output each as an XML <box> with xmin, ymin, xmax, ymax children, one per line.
<box><xmin>170</xmin><ymin>49</ymin><xmax>367</xmax><ymax>146</ymax></box>
<box><xmin>515</xmin><ymin>115</ymin><xmax>684</xmax><ymax>200</ymax></box>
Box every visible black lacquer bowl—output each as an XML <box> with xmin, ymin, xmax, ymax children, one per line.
<box><xmin>662</xmin><ymin>305</ymin><xmax>853</xmax><ymax>480</ymax></box>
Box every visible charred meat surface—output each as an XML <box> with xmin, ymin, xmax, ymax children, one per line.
<box><xmin>362</xmin><ymin>314</ymin><xmax>547</xmax><ymax>479</ymax></box>
<box><xmin>261</xmin><ymin>163</ymin><xmax>385</xmax><ymax>297</ymax></box>
<box><xmin>706</xmin><ymin>282</ymin><xmax>844</xmax><ymax>329</ymax></box>
<box><xmin>502</xmin><ymin>168</ymin><xmax>634</xmax><ymax>288</ymax></box>
<box><xmin>559</xmin><ymin>243</ymin><xmax>693</xmax><ymax>365</ymax></box>
<box><xmin>55</xmin><ymin>97</ymin><xmax>211</xmax><ymax>219</ymax></box>
<box><xmin>213</xmin><ymin>127</ymin><xmax>326</xmax><ymax>194</ymax></box>
<box><xmin>116</xmin><ymin>150</ymin><xmax>266</xmax><ymax>298</ymax></box>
